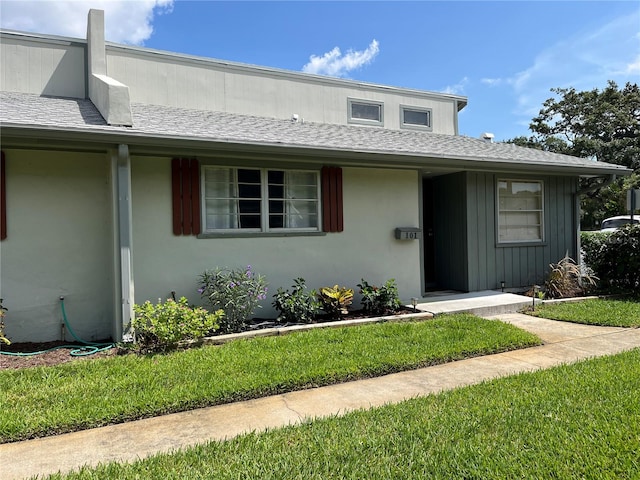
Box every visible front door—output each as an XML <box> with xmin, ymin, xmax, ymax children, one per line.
<box><xmin>423</xmin><ymin>178</ymin><xmax>436</xmax><ymax>289</ymax></box>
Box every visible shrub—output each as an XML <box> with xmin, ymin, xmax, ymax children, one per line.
<box><xmin>199</xmin><ymin>265</ymin><xmax>268</xmax><ymax>333</ymax></box>
<box><xmin>357</xmin><ymin>278</ymin><xmax>402</xmax><ymax>315</ymax></box>
<box><xmin>0</xmin><ymin>299</ymin><xmax>9</xmax><ymax>346</ymax></box>
<box><xmin>543</xmin><ymin>254</ymin><xmax>597</xmax><ymax>299</ymax></box>
<box><xmin>318</xmin><ymin>285</ymin><xmax>353</xmax><ymax>319</ymax></box>
<box><xmin>132</xmin><ymin>297</ymin><xmax>222</xmax><ymax>352</ymax></box>
<box><xmin>272</xmin><ymin>278</ymin><xmax>321</xmax><ymax>324</ymax></box>
<box><xmin>580</xmin><ymin>230</ymin><xmax>609</xmax><ymax>275</ymax></box>
<box><xmin>581</xmin><ymin>225</ymin><xmax>640</xmax><ymax>293</ymax></box>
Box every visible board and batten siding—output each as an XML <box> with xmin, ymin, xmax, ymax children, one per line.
<box><xmin>466</xmin><ymin>172</ymin><xmax>578</xmax><ymax>292</ymax></box>
<box><xmin>430</xmin><ymin>172</ymin><xmax>577</xmax><ymax>292</ymax></box>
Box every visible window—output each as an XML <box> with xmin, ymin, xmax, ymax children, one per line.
<box><xmin>1</xmin><ymin>151</ymin><xmax>6</xmax><ymax>241</ymax></box>
<box><xmin>400</xmin><ymin>106</ymin><xmax>432</xmax><ymax>130</ymax></box>
<box><xmin>497</xmin><ymin>179</ymin><xmax>544</xmax><ymax>243</ymax></box>
<box><xmin>203</xmin><ymin>167</ymin><xmax>320</xmax><ymax>232</ymax></box>
<box><xmin>348</xmin><ymin>98</ymin><xmax>383</xmax><ymax>126</ymax></box>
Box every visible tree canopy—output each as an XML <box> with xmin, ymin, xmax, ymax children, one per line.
<box><xmin>506</xmin><ymin>81</ymin><xmax>640</xmax><ymax>229</ymax></box>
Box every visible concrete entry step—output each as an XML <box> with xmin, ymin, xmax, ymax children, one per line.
<box><xmin>416</xmin><ymin>290</ymin><xmax>536</xmax><ymax>317</ymax></box>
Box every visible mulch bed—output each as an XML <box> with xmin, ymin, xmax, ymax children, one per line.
<box><xmin>0</xmin><ymin>341</ymin><xmax>117</xmax><ymax>370</ymax></box>
<box><xmin>0</xmin><ymin>308</ymin><xmax>418</xmax><ymax>371</ymax></box>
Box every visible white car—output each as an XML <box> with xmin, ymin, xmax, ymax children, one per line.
<box><xmin>600</xmin><ymin>215</ymin><xmax>640</xmax><ymax>232</ymax></box>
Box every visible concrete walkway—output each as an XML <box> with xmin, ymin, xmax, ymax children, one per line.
<box><xmin>2</xmin><ymin>313</ymin><xmax>640</xmax><ymax>479</ymax></box>
<box><xmin>416</xmin><ymin>290</ymin><xmax>537</xmax><ymax>316</ymax></box>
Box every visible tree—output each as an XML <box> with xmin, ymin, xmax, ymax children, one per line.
<box><xmin>506</xmin><ymin>81</ymin><xmax>640</xmax><ymax>229</ymax></box>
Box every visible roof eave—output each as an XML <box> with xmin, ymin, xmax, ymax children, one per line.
<box><xmin>0</xmin><ymin>124</ymin><xmax>631</xmax><ymax>177</ymax></box>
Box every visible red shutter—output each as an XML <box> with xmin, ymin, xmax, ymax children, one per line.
<box><xmin>190</xmin><ymin>159</ymin><xmax>201</xmax><ymax>235</ymax></box>
<box><xmin>171</xmin><ymin>158</ymin><xmax>182</xmax><ymax>235</ymax></box>
<box><xmin>322</xmin><ymin>166</ymin><xmax>343</xmax><ymax>233</ymax></box>
<box><xmin>1</xmin><ymin>151</ymin><xmax>6</xmax><ymax>241</ymax></box>
<box><xmin>171</xmin><ymin>158</ymin><xmax>201</xmax><ymax>235</ymax></box>
<box><xmin>181</xmin><ymin>159</ymin><xmax>193</xmax><ymax>235</ymax></box>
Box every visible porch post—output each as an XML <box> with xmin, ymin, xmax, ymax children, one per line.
<box><xmin>111</xmin><ymin>144</ymin><xmax>134</xmax><ymax>341</ymax></box>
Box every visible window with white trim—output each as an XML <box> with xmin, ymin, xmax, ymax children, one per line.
<box><xmin>497</xmin><ymin>179</ymin><xmax>544</xmax><ymax>243</ymax></box>
<box><xmin>203</xmin><ymin>167</ymin><xmax>320</xmax><ymax>232</ymax></box>
<box><xmin>400</xmin><ymin>106</ymin><xmax>432</xmax><ymax>130</ymax></box>
<box><xmin>348</xmin><ymin>98</ymin><xmax>383</xmax><ymax>126</ymax></box>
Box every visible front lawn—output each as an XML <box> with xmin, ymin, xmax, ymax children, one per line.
<box><xmin>529</xmin><ymin>297</ymin><xmax>640</xmax><ymax>327</ymax></box>
<box><xmin>0</xmin><ymin>314</ymin><xmax>540</xmax><ymax>443</ymax></box>
<box><xmin>50</xmin><ymin>348</ymin><xmax>640</xmax><ymax>479</ymax></box>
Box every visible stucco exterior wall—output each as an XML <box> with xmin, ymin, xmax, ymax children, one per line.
<box><xmin>106</xmin><ymin>47</ymin><xmax>458</xmax><ymax>134</ymax></box>
<box><xmin>130</xmin><ymin>158</ymin><xmax>422</xmax><ymax>316</ymax></box>
<box><xmin>0</xmin><ymin>34</ymin><xmax>86</xmax><ymax>98</ymax></box>
<box><xmin>1</xmin><ymin>150</ymin><xmax>114</xmax><ymax>342</ymax></box>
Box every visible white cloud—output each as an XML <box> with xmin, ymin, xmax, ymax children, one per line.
<box><xmin>481</xmin><ymin>78</ymin><xmax>503</xmax><ymax>86</ymax></box>
<box><xmin>302</xmin><ymin>39</ymin><xmax>379</xmax><ymax>77</ymax></box>
<box><xmin>626</xmin><ymin>54</ymin><xmax>640</xmax><ymax>74</ymax></box>
<box><xmin>442</xmin><ymin>77</ymin><xmax>469</xmax><ymax>95</ymax></box>
<box><xmin>0</xmin><ymin>0</ymin><xmax>173</xmax><ymax>45</ymax></box>
<box><xmin>501</xmin><ymin>9</ymin><xmax>640</xmax><ymax>121</ymax></box>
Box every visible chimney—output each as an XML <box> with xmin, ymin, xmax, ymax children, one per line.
<box><xmin>87</xmin><ymin>9</ymin><xmax>133</xmax><ymax>126</ymax></box>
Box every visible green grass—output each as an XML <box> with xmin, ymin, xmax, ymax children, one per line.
<box><xmin>48</xmin><ymin>348</ymin><xmax>640</xmax><ymax>479</ymax></box>
<box><xmin>529</xmin><ymin>297</ymin><xmax>640</xmax><ymax>327</ymax></box>
<box><xmin>0</xmin><ymin>314</ymin><xmax>539</xmax><ymax>443</ymax></box>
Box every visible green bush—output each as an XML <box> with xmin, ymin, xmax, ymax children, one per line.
<box><xmin>580</xmin><ymin>230</ymin><xmax>609</xmax><ymax>272</ymax></box>
<box><xmin>272</xmin><ymin>278</ymin><xmax>321</xmax><ymax>324</ymax></box>
<box><xmin>357</xmin><ymin>278</ymin><xmax>402</xmax><ymax>315</ymax></box>
<box><xmin>132</xmin><ymin>297</ymin><xmax>222</xmax><ymax>352</ymax></box>
<box><xmin>0</xmin><ymin>298</ymin><xmax>9</xmax><ymax>345</ymax></box>
<box><xmin>199</xmin><ymin>265</ymin><xmax>268</xmax><ymax>333</ymax></box>
<box><xmin>581</xmin><ymin>225</ymin><xmax>640</xmax><ymax>293</ymax></box>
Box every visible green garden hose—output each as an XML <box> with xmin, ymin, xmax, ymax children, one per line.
<box><xmin>0</xmin><ymin>298</ymin><xmax>114</xmax><ymax>357</ymax></box>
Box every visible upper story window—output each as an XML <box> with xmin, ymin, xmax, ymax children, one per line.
<box><xmin>348</xmin><ymin>98</ymin><xmax>383</xmax><ymax>126</ymax></box>
<box><xmin>497</xmin><ymin>179</ymin><xmax>544</xmax><ymax>244</ymax></box>
<box><xmin>203</xmin><ymin>166</ymin><xmax>320</xmax><ymax>232</ymax></box>
<box><xmin>400</xmin><ymin>106</ymin><xmax>432</xmax><ymax>130</ymax></box>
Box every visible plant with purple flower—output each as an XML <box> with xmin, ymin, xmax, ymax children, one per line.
<box><xmin>199</xmin><ymin>266</ymin><xmax>268</xmax><ymax>333</ymax></box>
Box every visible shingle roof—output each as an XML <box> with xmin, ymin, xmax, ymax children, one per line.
<box><xmin>0</xmin><ymin>91</ymin><xmax>630</xmax><ymax>175</ymax></box>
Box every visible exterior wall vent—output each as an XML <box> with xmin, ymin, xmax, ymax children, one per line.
<box><xmin>480</xmin><ymin>132</ymin><xmax>495</xmax><ymax>143</ymax></box>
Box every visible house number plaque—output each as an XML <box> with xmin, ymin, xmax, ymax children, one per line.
<box><xmin>395</xmin><ymin>227</ymin><xmax>422</xmax><ymax>240</ymax></box>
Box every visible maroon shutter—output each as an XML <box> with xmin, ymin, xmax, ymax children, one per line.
<box><xmin>171</xmin><ymin>158</ymin><xmax>182</xmax><ymax>235</ymax></box>
<box><xmin>171</xmin><ymin>158</ymin><xmax>201</xmax><ymax>235</ymax></box>
<box><xmin>181</xmin><ymin>159</ymin><xmax>193</xmax><ymax>235</ymax></box>
<box><xmin>1</xmin><ymin>151</ymin><xmax>6</xmax><ymax>241</ymax></box>
<box><xmin>190</xmin><ymin>159</ymin><xmax>201</xmax><ymax>235</ymax></box>
<box><xmin>321</xmin><ymin>166</ymin><xmax>343</xmax><ymax>233</ymax></box>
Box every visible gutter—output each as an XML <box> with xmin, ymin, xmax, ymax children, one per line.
<box><xmin>1</xmin><ymin>125</ymin><xmax>632</xmax><ymax>177</ymax></box>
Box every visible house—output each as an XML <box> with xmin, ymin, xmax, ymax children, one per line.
<box><xmin>0</xmin><ymin>10</ymin><xmax>630</xmax><ymax>343</ymax></box>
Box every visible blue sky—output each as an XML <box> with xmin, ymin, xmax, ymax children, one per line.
<box><xmin>1</xmin><ymin>1</ymin><xmax>639</xmax><ymax>141</ymax></box>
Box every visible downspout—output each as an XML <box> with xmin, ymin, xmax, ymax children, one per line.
<box><xmin>574</xmin><ymin>174</ymin><xmax>616</xmax><ymax>266</ymax></box>
<box><xmin>111</xmin><ymin>144</ymin><xmax>134</xmax><ymax>342</ymax></box>
<box><xmin>118</xmin><ymin>144</ymin><xmax>134</xmax><ymax>341</ymax></box>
